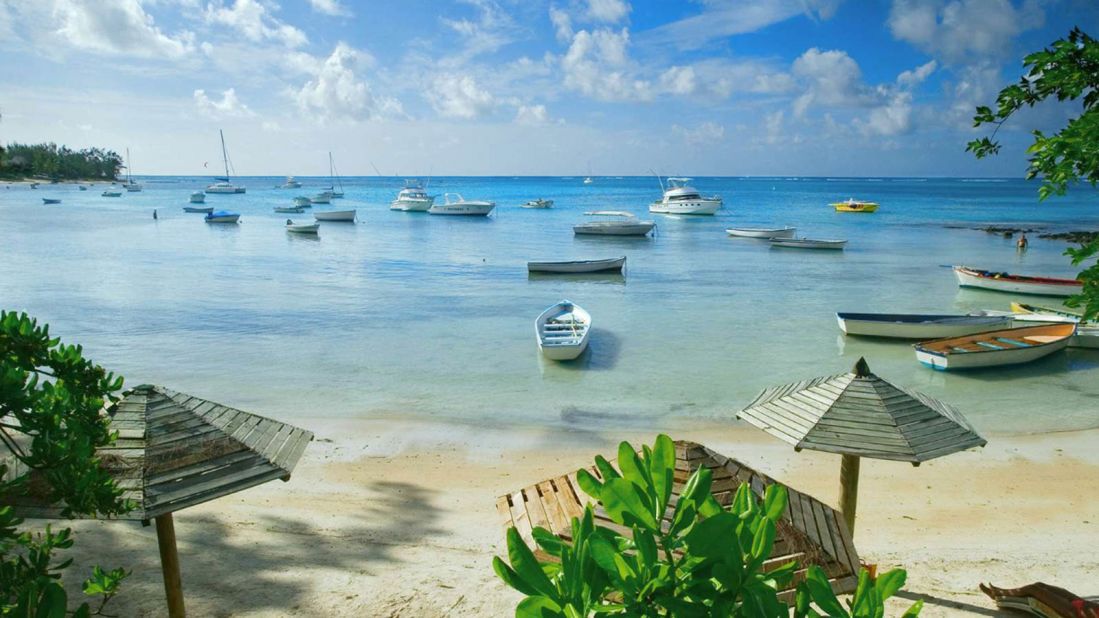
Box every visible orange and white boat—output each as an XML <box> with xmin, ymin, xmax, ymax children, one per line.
<box><xmin>953</xmin><ymin>266</ymin><xmax>1082</xmax><ymax>297</ymax></box>
<box><xmin>914</xmin><ymin>323</ymin><xmax>1075</xmax><ymax>370</ymax></box>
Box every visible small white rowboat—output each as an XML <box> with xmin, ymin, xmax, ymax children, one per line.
<box><xmin>274</xmin><ymin>206</ymin><xmax>305</xmax><ymax>213</ymax></box>
<box><xmin>914</xmin><ymin>323</ymin><xmax>1075</xmax><ymax>370</ymax></box>
<box><xmin>314</xmin><ymin>210</ymin><xmax>356</xmax><ymax>222</ymax></box>
<box><xmin>528</xmin><ymin>257</ymin><xmax>625</xmax><ymax>274</ymax></box>
<box><xmin>286</xmin><ymin>220</ymin><xmax>320</xmax><ymax>234</ymax></box>
<box><xmin>573</xmin><ymin>211</ymin><xmax>655</xmax><ymax>236</ymax></box>
<box><xmin>726</xmin><ymin>227</ymin><xmax>796</xmax><ymax>239</ymax></box>
<box><xmin>836</xmin><ymin>312</ymin><xmax>1014</xmax><ymax>339</ymax></box>
<box><xmin>536</xmin><ymin>300</ymin><xmax>592</xmax><ymax>361</ymax></box>
<box><xmin>183</xmin><ymin>206</ymin><xmax>213</xmax><ymax>214</ymax></box>
<box><xmin>953</xmin><ymin>265</ymin><xmax>1082</xmax><ymax>297</ymax></box>
<box><xmin>770</xmin><ymin>238</ymin><xmax>846</xmax><ymax>250</ymax></box>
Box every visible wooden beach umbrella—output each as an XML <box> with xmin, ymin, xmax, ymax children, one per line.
<box><xmin>736</xmin><ymin>357</ymin><xmax>985</xmax><ymax>536</ymax></box>
<box><xmin>12</xmin><ymin>384</ymin><xmax>313</xmax><ymax>618</ymax></box>
<box><xmin>498</xmin><ymin>440</ymin><xmax>862</xmax><ymax>599</ymax></box>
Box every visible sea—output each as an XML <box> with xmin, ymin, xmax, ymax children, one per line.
<box><xmin>3</xmin><ymin>176</ymin><xmax>1098</xmax><ymax>436</ymax></box>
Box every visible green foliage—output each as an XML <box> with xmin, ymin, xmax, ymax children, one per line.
<box><xmin>966</xmin><ymin>27</ymin><xmax>1099</xmax><ymax>321</ymax></box>
<box><xmin>494</xmin><ymin>434</ymin><xmax>922</xmax><ymax>617</ymax></box>
<box><xmin>1</xmin><ymin>311</ymin><xmax>131</xmax><ymax>616</ymax></box>
<box><xmin>0</xmin><ymin>143</ymin><xmax>123</xmax><ymax>181</ymax></box>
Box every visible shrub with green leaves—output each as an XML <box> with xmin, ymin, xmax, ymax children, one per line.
<box><xmin>1</xmin><ymin>310</ymin><xmax>131</xmax><ymax>616</ymax></box>
<box><xmin>494</xmin><ymin>434</ymin><xmax>923</xmax><ymax>617</ymax></box>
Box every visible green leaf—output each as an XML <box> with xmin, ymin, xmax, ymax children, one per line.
<box><xmin>516</xmin><ymin>596</ymin><xmax>563</xmax><ymax>618</ymax></box>
<box><xmin>750</xmin><ymin>519</ymin><xmax>776</xmax><ymax>561</ymax></box>
<box><xmin>494</xmin><ymin>557</ymin><xmax>542</xmax><ymax>597</ymax></box>
<box><xmin>616</xmin><ymin>441</ymin><xmax>651</xmax><ymax>491</ymax></box>
<box><xmin>763</xmin><ymin>484</ymin><xmax>787</xmax><ymax>521</ymax></box>
<box><xmin>600</xmin><ymin>478</ymin><xmax>658</xmax><ymax>530</ymax></box>
<box><xmin>506</xmin><ymin>527</ymin><xmax>557</xmax><ymax>598</ymax></box>
<box><xmin>576</xmin><ymin>469</ymin><xmax>603</xmax><ymax>500</ymax></box>
<box><xmin>593</xmin><ymin>455</ymin><xmax>620</xmax><ymax>483</ymax></box>
<box><xmin>803</xmin><ymin>565</ymin><xmax>848</xmax><ymax>617</ymax></box>
<box><xmin>874</xmin><ymin>568</ymin><xmax>907</xmax><ymax>600</ymax></box>
<box><xmin>532</xmin><ymin>528</ymin><xmax>567</xmax><ymax>558</ymax></box>
<box><xmin>650</xmin><ymin>434</ymin><xmax>675</xmax><ymax>513</ymax></box>
<box><xmin>901</xmin><ymin>599</ymin><xmax>924</xmax><ymax>617</ymax></box>
<box><xmin>684</xmin><ymin>512</ymin><xmax>741</xmax><ymax>561</ymax></box>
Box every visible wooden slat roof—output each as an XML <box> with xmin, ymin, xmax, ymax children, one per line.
<box><xmin>9</xmin><ymin>384</ymin><xmax>313</xmax><ymax>521</ymax></box>
<box><xmin>737</xmin><ymin>358</ymin><xmax>986</xmax><ymax>463</ymax></box>
<box><xmin>496</xmin><ymin>440</ymin><xmax>860</xmax><ymax>600</ymax></box>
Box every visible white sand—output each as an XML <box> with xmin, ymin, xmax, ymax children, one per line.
<box><xmin>54</xmin><ymin>418</ymin><xmax>1099</xmax><ymax>616</ymax></box>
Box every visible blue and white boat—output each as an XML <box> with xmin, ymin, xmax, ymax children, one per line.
<box><xmin>205</xmin><ymin>210</ymin><xmax>240</xmax><ymax>223</ymax></box>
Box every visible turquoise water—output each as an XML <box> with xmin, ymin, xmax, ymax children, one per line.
<box><xmin>2</xmin><ymin>176</ymin><xmax>1098</xmax><ymax>435</ymax></box>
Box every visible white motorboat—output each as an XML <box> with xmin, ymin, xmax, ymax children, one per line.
<box><xmin>293</xmin><ymin>196</ymin><xmax>312</xmax><ymax>207</ymax></box>
<box><xmin>274</xmin><ymin>205</ymin><xmax>305</xmax><ymax>213</ymax></box>
<box><xmin>390</xmin><ymin>180</ymin><xmax>435</xmax><ymax>211</ymax></box>
<box><xmin>310</xmin><ymin>192</ymin><xmax>332</xmax><ymax>205</ymax></box>
<box><xmin>528</xmin><ymin>256</ymin><xmax>626</xmax><ymax>274</ymax></box>
<box><xmin>428</xmin><ymin>193</ymin><xmax>495</xmax><ymax>216</ymax></box>
<box><xmin>189</xmin><ymin>191</ymin><xmax>206</xmax><ymax>204</ymax></box>
<box><xmin>583</xmin><ymin>177</ymin><xmax>594</xmax><ymax>185</ymax></box>
<box><xmin>314</xmin><ymin>209</ymin><xmax>356</xmax><ymax>222</ymax></box>
<box><xmin>770</xmin><ymin>238</ymin><xmax>846</xmax><ymax>250</ymax></box>
<box><xmin>205</xmin><ymin>210</ymin><xmax>241</xmax><ymax>223</ymax></box>
<box><xmin>726</xmin><ymin>226</ymin><xmax>795</xmax><ymax>239</ymax></box>
<box><xmin>281</xmin><ymin>176</ymin><xmax>302</xmax><ymax>189</ymax></box>
<box><xmin>536</xmin><ymin>300</ymin><xmax>592</xmax><ymax>360</ymax></box>
<box><xmin>205</xmin><ymin>130</ymin><xmax>246</xmax><ymax>194</ymax></box>
<box><xmin>573</xmin><ymin>211</ymin><xmax>655</xmax><ymax>236</ymax></box>
<box><xmin>953</xmin><ymin>265</ymin><xmax>1082</xmax><ymax>297</ymax></box>
<box><xmin>183</xmin><ymin>206</ymin><xmax>213</xmax><ymax>213</ymax></box>
<box><xmin>836</xmin><ymin>312</ymin><xmax>1015</xmax><ymax>339</ymax></box>
<box><xmin>522</xmin><ymin>198</ymin><xmax>554</xmax><ymax>209</ymax></box>
<box><xmin>286</xmin><ymin>219</ymin><xmax>320</xmax><ymax>234</ymax></box>
<box><xmin>649</xmin><ymin>177</ymin><xmax>721</xmax><ymax>215</ymax></box>
<box><xmin>914</xmin><ymin>323</ymin><xmax>1075</xmax><ymax>370</ymax></box>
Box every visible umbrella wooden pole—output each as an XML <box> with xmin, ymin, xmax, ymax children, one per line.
<box><xmin>839</xmin><ymin>454</ymin><xmax>860</xmax><ymax>536</ymax></box>
<box><xmin>155</xmin><ymin>514</ymin><xmax>186</xmax><ymax>618</ymax></box>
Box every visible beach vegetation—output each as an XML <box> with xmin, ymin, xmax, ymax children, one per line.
<box><xmin>493</xmin><ymin>434</ymin><xmax>922</xmax><ymax>617</ymax></box>
<box><xmin>0</xmin><ymin>311</ymin><xmax>131</xmax><ymax>616</ymax></box>
<box><xmin>967</xmin><ymin>27</ymin><xmax>1099</xmax><ymax>320</ymax></box>
<box><xmin>0</xmin><ymin>143</ymin><xmax>123</xmax><ymax>181</ymax></box>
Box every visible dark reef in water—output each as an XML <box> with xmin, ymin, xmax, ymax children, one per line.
<box><xmin>946</xmin><ymin>224</ymin><xmax>1099</xmax><ymax>243</ymax></box>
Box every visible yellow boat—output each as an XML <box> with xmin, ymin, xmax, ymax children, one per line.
<box><xmin>832</xmin><ymin>198</ymin><xmax>879</xmax><ymax>213</ymax></box>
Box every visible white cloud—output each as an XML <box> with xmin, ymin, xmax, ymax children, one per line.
<box><xmin>857</xmin><ymin>91</ymin><xmax>914</xmax><ymax>136</ymax></box>
<box><xmin>562</xmin><ymin>27</ymin><xmax>651</xmax><ymax>101</ymax></box>
<box><xmin>791</xmin><ymin>47</ymin><xmax>869</xmax><ymax>117</ymax></box>
<box><xmin>672</xmin><ymin>121</ymin><xmax>725</xmax><ymax>144</ymax></box>
<box><xmin>897</xmin><ymin>59</ymin><xmax>937</xmax><ymax>87</ymax></box>
<box><xmin>586</xmin><ymin>0</ymin><xmax>630</xmax><ymax>23</ymax></box>
<box><xmin>49</xmin><ymin>0</ymin><xmax>194</xmax><ymax>58</ymax></box>
<box><xmin>764</xmin><ymin>110</ymin><xmax>784</xmax><ymax>143</ymax></box>
<box><xmin>431</xmin><ymin>73</ymin><xmax>495</xmax><ymax>119</ymax></box>
<box><xmin>439</xmin><ymin>0</ymin><xmax>518</xmax><ymax>65</ymax></box>
<box><xmin>549</xmin><ymin>5</ymin><xmax>573</xmax><ymax>43</ymax></box>
<box><xmin>658</xmin><ymin>66</ymin><xmax>696</xmax><ymax>95</ymax></box>
<box><xmin>888</xmin><ymin>0</ymin><xmax>1044</xmax><ymax>63</ymax></box>
<box><xmin>204</xmin><ymin>0</ymin><xmax>307</xmax><ymax>48</ymax></box>
<box><xmin>194</xmin><ymin>87</ymin><xmax>254</xmax><ymax>117</ymax></box>
<box><xmin>639</xmin><ymin>0</ymin><xmax>843</xmax><ymax>50</ymax></box>
<box><xmin>515</xmin><ymin>104</ymin><xmax>549</xmax><ymax>125</ymax></box>
<box><xmin>308</xmin><ymin>0</ymin><xmax>350</xmax><ymax>17</ymax></box>
<box><xmin>292</xmin><ymin>43</ymin><xmax>400</xmax><ymax>121</ymax></box>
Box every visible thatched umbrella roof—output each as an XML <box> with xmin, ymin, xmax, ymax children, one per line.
<box><xmin>736</xmin><ymin>357</ymin><xmax>986</xmax><ymax>534</ymax></box>
<box><xmin>497</xmin><ymin>440</ymin><xmax>860</xmax><ymax>600</ymax></box>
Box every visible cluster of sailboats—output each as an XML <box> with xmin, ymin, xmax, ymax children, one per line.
<box><xmin>838</xmin><ymin>265</ymin><xmax>1092</xmax><ymax>370</ymax></box>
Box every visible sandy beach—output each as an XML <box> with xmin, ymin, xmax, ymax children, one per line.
<box><xmin>51</xmin><ymin>417</ymin><xmax>1099</xmax><ymax>617</ymax></box>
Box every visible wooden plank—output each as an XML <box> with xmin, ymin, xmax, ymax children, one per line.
<box><xmin>509</xmin><ymin>491</ymin><xmax>533</xmax><ymax>545</ymax></box>
<box><xmin>524</xmin><ymin>485</ymin><xmax>552</xmax><ymax>534</ymax></box>
<box><xmin>821</xmin><ymin>506</ymin><xmax>854</xmax><ymax>575</ymax></box>
<box><xmin>538</xmin><ymin>480</ymin><xmax>571</xmax><ymax>535</ymax></box>
<box><xmin>810</xmin><ymin>498</ymin><xmax>838</xmax><ymax>562</ymax></box>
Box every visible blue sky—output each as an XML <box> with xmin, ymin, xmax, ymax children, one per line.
<box><xmin>0</xmin><ymin>0</ymin><xmax>1096</xmax><ymax>176</ymax></box>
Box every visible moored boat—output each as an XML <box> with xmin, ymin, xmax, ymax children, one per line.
<box><xmin>726</xmin><ymin>226</ymin><xmax>795</xmax><ymax>239</ymax></box>
<box><xmin>274</xmin><ymin>206</ymin><xmax>305</xmax><ymax>213</ymax></box>
<box><xmin>832</xmin><ymin>198</ymin><xmax>878</xmax><ymax>213</ymax></box>
<box><xmin>528</xmin><ymin>256</ymin><xmax>625</xmax><ymax>274</ymax></box>
<box><xmin>41</xmin><ymin>198</ymin><xmax>61</xmax><ymax>204</ymax></box>
<box><xmin>1010</xmin><ymin>302</ymin><xmax>1099</xmax><ymax>349</ymax></box>
<box><xmin>428</xmin><ymin>193</ymin><xmax>495</xmax><ymax>216</ymax></box>
<box><xmin>837</xmin><ymin>312</ymin><xmax>1014</xmax><ymax>339</ymax></box>
<box><xmin>390</xmin><ymin>180</ymin><xmax>435</xmax><ymax>211</ymax></box>
<box><xmin>914</xmin><ymin>323</ymin><xmax>1075</xmax><ymax>370</ymax></box>
<box><xmin>953</xmin><ymin>265</ymin><xmax>1082</xmax><ymax>297</ymax></box>
<box><xmin>205</xmin><ymin>130</ymin><xmax>246</xmax><ymax>194</ymax></box>
<box><xmin>649</xmin><ymin>177</ymin><xmax>721</xmax><ymax>215</ymax></box>
<box><xmin>183</xmin><ymin>206</ymin><xmax>214</xmax><ymax>213</ymax></box>
<box><xmin>205</xmin><ymin>210</ymin><xmax>241</xmax><ymax>223</ymax></box>
<box><xmin>573</xmin><ymin>211</ymin><xmax>655</xmax><ymax>236</ymax></box>
<box><xmin>286</xmin><ymin>219</ymin><xmax>320</xmax><ymax>234</ymax></box>
<box><xmin>522</xmin><ymin>198</ymin><xmax>554</xmax><ymax>209</ymax></box>
<box><xmin>536</xmin><ymin>300</ymin><xmax>591</xmax><ymax>360</ymax></box>
<box><xmin>101</xmin><ymin>190</ymin><xmax>122</xmax><ymax>197</ymax></box>
<box><xmin>310</xmin><ymin>192</ymin><xmax>332</xmax><ymax>205</ymax></box>
<box><xmin>314</xmin><ymin>209</ymin><xmax>356</xmax><ymax>222</ymax></box>
<box><xmin>293</xmin><ymin>196</ymin><xmax>312</xmax><ymax>208</ymax></box>
<box><xmin>189</xmin><ymin>191</ymin><xmax>206</xmax><ymax>204</ymax></box>
<box><xmin>770</xmin><ymin>238</ymin><xmax>846</xmax><ymax>250</ymax></box>
<box><xmin>281</xmin><ymin>176</ymin><xmax>302</xmax><ymax>189</ymax></box>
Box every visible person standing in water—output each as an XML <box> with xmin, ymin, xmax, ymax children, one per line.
<box><xmin>1016</xmin><ymin>233</ymin><xmax>1028</xmax><ymax>251</ymax></box>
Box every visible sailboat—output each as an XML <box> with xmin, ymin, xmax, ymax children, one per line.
<box><xmin>124</xmin><ymin>148</ymin><xmax>142</xmax><ymax>192</ymax></box>
<box><xmin>326</xmin><ymin>152</ymin><xmax>344</xmax><ymax>198</ymax></box>
<box><xmin>583</xmin><ymin>161</ymin><xmax>593</xmax><ymax>185</ymax></box>
<box><xmin>205</xmin><ymin>130</ymin><xmax>246</xmax><ymax>194</ymax></box>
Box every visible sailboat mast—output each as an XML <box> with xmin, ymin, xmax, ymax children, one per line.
<box><xmin>220</xmin><ymin>129</ymin><xmax>230</xmax><ymax>179</ymax></box>
<box><xmin>127</xmin><ymin>148</ymin><xmax>133</xmax><ymax>184</ymax></box>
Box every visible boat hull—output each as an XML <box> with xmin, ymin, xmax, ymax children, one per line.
<box><xmin>914</xmin><ymin>323</ymin><xmax>1074</xmax><ymax>370</ymax></box>
<box><xmin>573</xmin><ymin>223</ymin><xmax>654</xmax><ymax>236</ymax></box>
<box><xmin>726</xmin><ymin>227</ymin><xmax>795</xmax><ymax>239</ymax></box>
<box><xmin>42</xmin><ymin>198</ymin><xmax>61</xmax><ymax>204</ymax></box>
<box><xmin>390</xmin><ymin>199</ymin><xmax>433</xmax><ymax>211</ymax></box>
<box><xmin>536</xmin><ymin>301</ymin><xmax>591</xmax><ymax>361</ymax></box>
<box><xmin>205</xmin><ymin>215</ymin><xmax>240</xmax><ymax>223</ymax></box>
<box><xmin>314</xmin><ymin>210</ymin><xmax>356</xmax><ymax>222</ymax></box>
<box><xmin>183</xmin><ymin>206</ymin><xmax>213</xmax><ymax>214</ymax></box>
<box><xmin>833</xmin><ymin>204</ymin><xmax>878</xmax><ymax>213</ymax></box>
<box><xmin>275</xmin><ymin>207</ymin><xmax>305</xmax><ymax>213</ymax></box>
<box><xmin>189</xmin><ymin>193</ymin><xmax>206</xmax><ymax>204</ymax></box>
<box><xmin>954</xmin><ymin>266</ymin><xmax>1082</xmax><ymax>297</ymax></box>
<box><xmin>649</xmin><ymin>198</ymin><xmax>721</xmax><ymax>215</ymax></box>
<box><xmin>770</xmin><ymin>239</ymin><xmax>846</xmax><ymax>249</ymax></box>
<box><xmin>287</xmin><ymin>224</ymin><xmax>320</xmax><ymax>234</ymax></box>
<box><xmin>205</xmin><ymin>185</ymin><xmax>246</xmax><ymax>194</ymax></box>
<box><xmin>528</xmin><ymin>257</ymin><xmax>625</xmax><ymax>274</ymax></box>
<box><xmin>428</xmin><ymin>203</ymin><xmax>495</xmax><ymax>216</ymax></box>
<box><xmin>837</xmin><ymin>313</ymin><xmax>1014</xmax><ymax>339</ymax></box>
<box><xmin>522</xmin><ymin>199</ymin><xmax>554</xmax><ymax>209</ymax></box>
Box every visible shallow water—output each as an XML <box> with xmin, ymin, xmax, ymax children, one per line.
<box><xmin>3</xmin><ymin>176</ymin><xmax>1098</xmax><ymax>435</ymax></box>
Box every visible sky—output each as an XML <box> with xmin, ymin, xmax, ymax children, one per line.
<box><xmin>0</xmin><ymin>0</ymin><xmax>1096</xmax><ymax>177</ymax></box>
